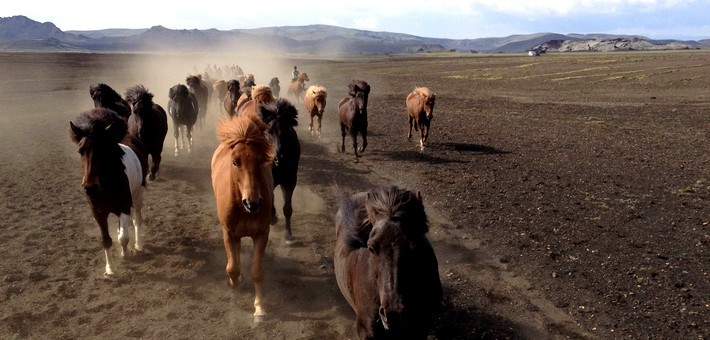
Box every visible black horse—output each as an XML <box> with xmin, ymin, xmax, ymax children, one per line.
<box><xmin>125</xmin><ymin>85</ymin><xmax>168</xmax><ymax>181</ymax></box>
<box><xmin>167</xmin><ymin>84</ymin><xmax>198</xmax><ymax>156</ymax></box>
<box><xmin>89</xmin><ymin>83</ymin><xmax>132</xmax><ymax>120</ymax></box>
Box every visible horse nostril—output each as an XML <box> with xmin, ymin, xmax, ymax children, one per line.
<box><xmin>242</xmin><ymin>198</ymin><xmax>262</xmax><ymax>213</ymax></box>
<box><xmin>84</xmin><ymin>184</ymin><xmax>99</xmax><ymax>196</ymax></box>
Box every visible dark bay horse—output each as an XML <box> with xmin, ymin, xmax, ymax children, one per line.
<box><xmin>304</xmin><ymin>85</ymin><xmax>327</xmax><ymax>137</ymax></box>
<box><xmin>186</xmin><ymin>75</ymin><xmax>209</xmax><ymax>128</ymax></box>
<box><xmin>406</xmin><ymin>87</ymin><xmax>436</xmax><ymax>150</ymax></box>
<box><xmin>168</xmin><ymin>84</ymin><xmax>198</xmax><ymax>156</ymax></box>
<box><xmin>334</xmin><ymin>186</ymin><xmax>442</xmax><ymax>339</ymax></box>
<box><xmin>223</xmin><ymin>79</ymin><xmax>241</xmax><ymax>117</ymax></box>
<box><xmin>211</xmin><ymin>111</ymin><xmax>275</xmax><ymax>322</ymax></box>
<box><xmin>339</xmin><ymin>90</ymin><xmax>367</xmax><ymax>162</ymax></box>
<box><xmin>69</xmin><ymin>108</ymin><xmax>148</xmax><ymax>276</ymax></box>
<box><xmin>125</xmin><ymin>85</ymin><xmax>168</xmax><ymax>181</ymax></box>
<box><xmin>213</xmin><ymin>80</ymin><xmax>228</xmax><ymax>113</ymax></box>
<box><xmin>89</xmin><ymin>83</ymin><xmax>132</xmax><ymax>120</ymax></box>
<box><xmin>268</xmin><ymin>77</ymin><xmax>281</xmax><ymax>98</ymax></box>
<box><xmin>287</xmin><ymin>73</ymin><xmax>309</xmax><ymax>103</ymax></box>
<box><xmin>347</xmin><ymin>80</ymin><xmax>371</xmax><ymax>113</ymax></box>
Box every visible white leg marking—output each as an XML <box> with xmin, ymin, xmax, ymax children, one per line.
<box><xmin>118</xmin><ymin>213</ymin><xmax>131</xmax><ymax>258</ymax></box>
<box><xmin>104</xmin><ymin>249</ymin><xmax>115</xmax><ymax>276</ymax></box>
<box><xmin>132</xmin><ymin>186</ymin><xmax>145</xmax><ymax>251</ymax></box>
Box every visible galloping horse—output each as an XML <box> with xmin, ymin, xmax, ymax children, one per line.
<box><xmin>339</xmin><ymin>90</ymin><xmax>368</xmax><ymax>162</ymax></box>
<box><xmin>334</xmin><ymin>186</ymin><xmax>443</xmax><ymax>339</ymax></box>
<box><xmin>211</xmin><ymin>112</ymin><xmax>275</xmax><ymax>322</ymax></box>
<box><xmin>268</xmin><ymin>77</ymin><xmax>281</xmax><ymax>98</ymax></box>
<box><xmin>406</xmin><ymin>87</ymin><xmax>436</xmax><ymax>149</ymax></box>
<box><xmin>347</xmin><ymin>80</ymin><xmax>371</xmax><ymax>113</ymax></box>
<box><xmin>69</xmin><ymin>108</ymin><xmax>148</xmax><ymax>276</ymax></box>
<box><xmin>287</xmin><ymin>73</ymin><xmax>309</xmax><ymax>103</ymax></box>
<box><xmin>213</xmin><ymin>80</ymin><xmax>228</xmax><ymax>113</ymax></box>
<box><xmin>186</xmin><ymin>75</ymin><xmax>209</xmax><ymax>128</ymax></box>
<box><xmin>304</xmin><ymin>85</ymin><xmax>327</xmax><ymax>137</ymax></box>
<box><xmin>223</xmin><ymin>79</ymin><xmax>241</xmax><ymax>117</ymax></box>
<box><xmin>89</xmin><ymin>83</ymin><xmax>132</xmax><ymax>120</ymax></box>
<box><xmin>167</xmin><ymin>84</ymin><xmax>198</xmax><ymax>156</ymax></box>
<box><xmin>124</xmin><ymin>85</ymin><xmax>168</xmax><ymax>181</ymax></box>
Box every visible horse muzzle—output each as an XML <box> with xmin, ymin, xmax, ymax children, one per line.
<box><xmin>242</xmin><ymin>197</ymin><xmax>263</xmax><ymax>213</ymax></box>
<box><xmin>83</xmin><ymin>183</ymin><xmax>100</xmax><ymax>196</ymax></box>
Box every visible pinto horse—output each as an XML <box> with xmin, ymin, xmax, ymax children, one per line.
<box><xmin>222</xmin><ymin>79</ymin><xmax>241</xmax><ymax>117</ymax></box>
<box><xmin>287</xmin><ymin>73</ymin><xmax>309</xmax><ymax>103</ymax></box>
<box><xmin>89</xmin><ymin>83</ymin><xmax>132</xmax><ymax>120</ymax></box>
<box><xmin>339</xmin><ymin>90</ymin><xmax>368</xmax><ymax>162</ymax></box>
<box><xmin>304</xmin><ymin>85</ymin><xmax>327</xmax><ymax>137</ymax></box>
<box><xmin>186</xmin><ymin>75</ymin><xmax>209</xmax><ymax>128</ymax></box>
<box><xmin>125</xmin><ymin>85</ymin><xmax>168</xmax><ymax>181</ymax></box>
<box><xmin>334</xmin><ymin>185</ymin><xmax>443</xmax><ymax>339</ymax></box>
<box><xmin>168</xmin><ymin>84</ymin><xmax>199</xmax><ymax>156</ymax></box>
<box><xmin>69</xmin><ymin>108</ymin><xmax>148</xmax><ymax>276</ymax></box>
<box><xmin>406</xmin><ymin>87</ymin><xmax>436</xmax><ymax>149</ymax></box>
<box><xmin>211</xmin><ymin>112</ymin><xmax>275</xmax><ymax>322</ymax></box>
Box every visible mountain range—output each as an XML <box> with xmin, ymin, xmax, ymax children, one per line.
<box><xmin>1</xmin><ymin>15</ymin><xmax>708</xmax><ymax>54</ymax></box>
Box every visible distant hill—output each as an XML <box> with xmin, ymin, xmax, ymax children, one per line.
<box><xmin>0</xmin><ymin>15</ymin><xmax>705</xmax><ymax>54</ymax></box>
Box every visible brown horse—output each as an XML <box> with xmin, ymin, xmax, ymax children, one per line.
<box><xmin>406</xmin><ymin>87</ymin><xmax>436</xmax><ymax>149</ymax></box>
<box><xmin>339</xmin><ymin>90</ymin><xmax>367</xmax><ymax>162</ymax></box>
<box><xmin>222</xmin><ymin>79</ymin><xmax>241</xmax><ymax>116</ymax></box>
<box><xmin>89</xmin><ymin>83</ymin><xmax>132</xmax><ymax>120</ymax></box>
<box><xmin>186</xmin><ymin>75</ymin><xmax>209</xmax><ymax>128</ymax></box>
<box><xmin>124</xmin><ymin>85</ymin><xmax>168</xmax><ymax>181</ymax></box>
<box><xmin>304</xmin><ymin>85</ymin><xmax>327</xmax><ymax>137</ymax></box>
<box><xmin>334</xmin><ymin>186</ymin><xmax>442</xmax><ymax>339</ymax></box>
<box><xmin>211</xmin><ymin>111</ymin><xmax>275</xmax><ymax>322</ymax></box>
<box><xmin>287</xmin><ymin>72</ymin><xmax>309</xmax><ymax>103</ymax></box>
<box><xmin>213</xmin><ymin>80</ymin><xmax>228</xmax><ymax>113</ymax></box>
<box><xmin>69</xmin><ymin>108</ymin><xmax>148</xmax><ymax>276</ymax></box>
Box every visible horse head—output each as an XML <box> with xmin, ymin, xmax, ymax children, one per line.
<box><xmin>299</xmin><ymin>73</ymin><xmax>309</xmax><ymax>83</ymax></box>
<box><xmin>125</xmin><ymin>85</ymin><xmax>154</xmax><ymax>117</ymax></box>
<box><xmin>424</xmin><ymin>93</ymin><xmax>436</xmax><ymax>121</ymax></box>
<box><xmin>363</xmin><ymin>187</ymin><xmax>429</xmax><ymax>331</ymax></box>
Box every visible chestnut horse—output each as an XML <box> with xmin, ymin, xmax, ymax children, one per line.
<box><xmin>186</xmin><ymin>75</ymin><xmax>209</xmax><ymax>128</ymax></box>
<box><xmin>89</xmin><ymin>83</ymin><xmax>132</xmax><ymax>120</ymax></box>
<box><xmin>222</xmin><ymin>79</ymin><xmax>241</xmax><ymax>117</ymax></box>
<box><xmin>211</xmin><ymin>111</ymin><xmax>275</xmax><ymax>322</ymax></box>
<box><xmin>339</xmin><ymin>90</ymin><xmax>367</xmax><ymax>162</ymax></box>
<box><xmin>334</xmin><ymin>186</ymin><xmax>442</xmax><ymax>339</ymax></box>
<box><xmin>406</xmin><ymin>87</ymin><xmax>436</xmax><ymax>149</ymax></box>
<box><xmin>287</xmin><ymin>73</ymin><xmax>309</xmax><ymax>103</ymax></box>
<box><xmin>304</xmin><ymin>85</ymin><xmax>327</xmax><ymax>137</ymax></box>
<box><xmin>125</xmin><ymin>85</ymin><xmax>168</xmax><ymax>181</ymax></box>
<box><xmin>69</xmin><ymin>108</ymin><xmax>148</xmax><ymax>276</ymax></box>
<box><xmin>168</xmin><ymin>84</ymin><xmax>198</xmax><ymax>156</ymax></box>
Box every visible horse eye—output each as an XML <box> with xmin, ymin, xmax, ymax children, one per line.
<box><xmin>232</xmin><ymin>159</ymin><xmax>241</xmax><ymax>167</ymax></box>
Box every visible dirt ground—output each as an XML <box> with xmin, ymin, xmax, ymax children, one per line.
<box><xmin>0</xmin><ymin>51</ymin><xmax>707</xmax><ymax>339</ymax></box>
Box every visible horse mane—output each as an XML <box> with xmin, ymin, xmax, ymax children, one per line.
<box><xmin>413</xmin><ymin>87</ymin><xmax>434</xmax><ymax>101</ymax></box>
<box><xmin>186</xmin><ymin>75</ymin><xmax>202</xmax><ymax>86</ymax></box>
<box><xmin>215</xmin><ymin>115</ymin><xmax>275</xmax><ymax>163</ymax></box>
<box><xmin>90</xmin><ymin>83</ymin><xmax>122</xmax><ymax>101</ymax></box>
<box><xmin>365</xmin><ymin>186</ymin><xmax>429</xmax><ymax>238</ymax></box>
<box><xmin>169</xmin><ymin>84</ymin><xmax>190</xmax><ymax>100</ymax></box>
<box><xmin>306</xmin><ymin>85</ymin><xmax>327</xmax><ymax>99</ymax></box>
<box><xmin>69</xmin><ymin>108</ymin><xmax>128</xmax><ymax>145</ymax></box>
<box><xmin>333</xmin><ymin>185</ymin><xmax>371</xmax><ymax>249</ymax></box>
<box><xmin>258</xmin><ymin>98</ymin><xmax>298</xmax><ymax>128</ymax></box>
<box><xmin>124</xmin><ymin>85</ymin><xmax>154</xmax><ymax>106</ymax></box>
<box><xmin>348</xmin><ymin>80</ymin><xmax>370</xmax><ymax>97</ymax></box>
<box><xmin>252</xmin><ymin>85</ymin><xmax>274</xmax><ymax>106</ymax></box>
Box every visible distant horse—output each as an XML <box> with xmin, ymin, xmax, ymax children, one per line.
<box><xmin>334</xmin><ymin>186</ymin><xmax>443</xmax><ymax>339</ymax></box>
<box><xmin>339</xmin><ymin>90</ymin><xmax>368</xmax><ymax>161</ymax></box>
<box><xmin>406</xmin><ymin>87</ymin><xmax>436</xmax><ymax>149</ymax></box>
<box><xmin>69</xmin><ymin>108</ymin><xmax>148</xmax><ymax>276</ymax></box>
<box><xmin>223</xmin><ymin>79</ymin><xmax>241</xmax><ymax>116</ymax></box>
<box><xmin>89</xmin><ymin>83</ymin><xmax>132</xmax><ymax>120</ymax></box>
<box><xmin>347</xmin><ymin>80</ymin><xmax>371</xmax><ymax>113</ymax></box>
<box><xmin>124</xmin><ymin>85</ymin><xmax>168</xmax><ymax>181</ymax></box>
<box><xmin>168</xmin><ymin>84</ymin><xmax>198</xmax><ymax>156</ymax></box>
<box><xmin>304</xmin><ymin>85</ymin><xmax>327</xmax><ymax>137</ymax></box>
<box><xmin>213</xmin><ymin>80</ymin><xmax>228</xmax><ymax>113</ymax></box>
<box><xmin>211</xmin><ymin>112</ymin><xmax>275</xmax><ymax>322</ymax></box>
<box><xmin>287</xmin><ymin>73</ymin><xmax>309</xmax><ymax>103</ymax></box>
<box><xmin>268</xmin><ymin>77</ymin><xmax>281</xmax><ymax>98</ymax></box>
<box><xmin>186</xmin><ymin>75</ymin><xmax>209</xmax><ymax>128</ymax></box>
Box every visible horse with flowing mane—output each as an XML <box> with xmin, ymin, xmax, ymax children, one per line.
<box><xmin>287</xmin><ymin>73</ymin><xmax>309</xmax><ymax>103</ymax></box>
<box><xmin>168</xmin><ymin>84</ymin><xmax>198</xmax><ymax>156</ymax></box>
<box><xmin>69</xmin><ymin>108</ymin><xmax>148</xmax><ymax>276</ymax></box>
<box><xmin>89</xmin><ymin>83</ymin><xmax>132</xmax><ymax>120</ymax></box>
<box><xmin>211</xmin><ymin>107</ymin><xmax>275</xmax><ymax>322</ymax></box>
<box><xmin>406</xmin><ymin>87</ymin><xmax>436</xmax><ymax>149</ymax></box>
<box><xmin>124</xmin><ymin>85</ymin><xmax>168</xmax><ymax>181</ymax></box>
<box><xmin>186</xmin><ymin>75</ymin><xmax>209</xmax><ymax>128</ymax></box>
<box><xmin>334</xmin><ymin>185</ymin><xmax>442</xmax><ymax>339</ymax></box>
<box><xmin>304</xmin><ymin>85</ymin><xmax>327</xmax><ymax>137</ymax></box>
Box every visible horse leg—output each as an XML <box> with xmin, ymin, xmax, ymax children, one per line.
<box><xmin>281</xmin><ymin>185</ymin><xmax>295</xmax><ymax>244</ymax></box>
<box><xmin>317</xmin><ymin>114</ymin><xmax>322</xmax><ymax>138</ymax></box>
<box><xmin>351</xmin><ymin>130</ymin><xmax>360</xmax><ymax>161</ymax></box>
<box><xmin>419</xmin><ymin>123</ymin><xmax>426</xmax><ymax>149</ymax></box>
<box><xmin>251</xmin><ymin>231</ymin><xmax>270</xmax><ymax>322</ymax></box>
<box><xmin>309</xmin><ymin>114</ymin><xmax>314</xmax><ymax>135</ymax></box>
<box><xmin>149</xmin><ymin>150</ymin><xmax>161</xmax><ymax>181</ymax></box>
<box><xmin>95</xmin><ymin>213</ymin><xmax>115</xmax><ymax>276</ymax></box>
<box><xmin>187</xmin><ymin>126</ymin><xmax>193</xmax><ymax>153</ymax></box>
<box><xmin>408</xmin><ymin>116</ymin><xmax>414</xmax><ymax>140</ymax></box>
<box><xmin>340</xmin><ymin>125</ymin><xmax>346</xmax><ymax>153</ymax></box>
<box><xmin>117</xmin><ymin>212</ymin><xmax>132</xmax><ymax>258</ymax></box>
<box><xmin>222</xmin><ymin>228</ymin><xmax>243</xmax><ymax>287</ymax></box>
<box><xmin>132</xmin><ymin>186</ymin><xmax>145</xmax><ymax>252</ymax></box>
<box><xmin>360</xmin><ymin>128</ymin><xmax>368</xmax><ymax>153</ymax></box>
<box><xmin>174</xmin><ymin>126</ymin><xmax>180</xmax><ymax>156</ymax></box>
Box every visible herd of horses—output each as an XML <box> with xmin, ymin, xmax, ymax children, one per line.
<box><xmin>69</xmin><ymin>72</ymin><xmax>440</xmax><ymax>338</ymax></box>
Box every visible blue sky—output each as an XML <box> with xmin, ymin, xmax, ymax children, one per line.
<box><xmin>3</xmin><ymin>0</ymin><xmax>709</xmax><ymax>40</ymax></box>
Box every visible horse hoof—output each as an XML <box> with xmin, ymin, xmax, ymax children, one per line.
<box><xmin>229</xmin><ymin>274</ymin><xmax>244</xmax><ymax>287</ymax></box>
<box><xmin>148</xmin><ymin>173</ymin><xmax>156</xmax><ymax>181</ymax></box>
<box><xmin>253</xmin><ymin>313</ymin><xmax>267</xmax><ymax>324</ymax></box>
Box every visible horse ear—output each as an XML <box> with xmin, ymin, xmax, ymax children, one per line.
<box><xmin>69</xmin><ymin>121</ymin><xmax>83</xmax><ymax>143</ymax></box>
